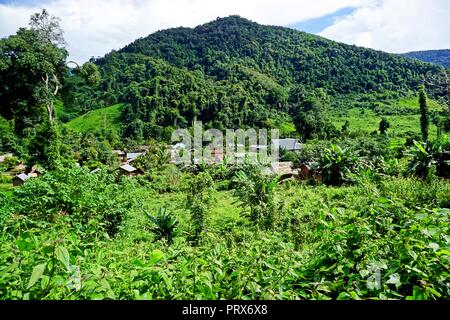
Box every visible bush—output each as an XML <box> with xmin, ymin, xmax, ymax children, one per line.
<box><xmin>8</xmin><ymin>167</ymin><xmax>136</xmax><ymax>238</ymax></box>
<box><xmin>0</xmin><ymin>156</ymin><xmax>20</xmax><ymax>172</ymax></box>
<box><xmin>233</xmin><ymin>166</ymin><xmax>279</xmax><ymax>229</ymax></box>
<box><xmin>146</xmin><ymin>207</ymin><xmax>179</xmax><ymax>244</ymax></box>
<box><xmin>319</xmin><ymin>144</ymin><xmax>362</xmax><ymax>186</ymax></box>
<box><xmin>0</xmin><ymin>173</ymin><xmax>11</xmax><ymax>184</ymax></box>
<box><xmin>185</xmin><ymin>172</ymin><xmax>214</xmax><ymax>243</ymax></box>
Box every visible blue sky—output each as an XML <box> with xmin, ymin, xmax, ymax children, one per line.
<box><xmin>289</xmin><ymin>7</ymin><xmax>358</xmax><ymax>34</ymax></box>
<box><xmin>0</xmin><ymin>0</ymin><xmax>449</xmax><ymax>63</ymax></box>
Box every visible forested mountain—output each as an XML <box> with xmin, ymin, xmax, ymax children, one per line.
<box><xmin>403</xmin><ymin>49</ymin><xmax>450</xmax><ymax>68</ymax></box>
<box><xmin>65</xmin><ymin>16</ymin><xmax>447</xmax><ymax>141</ymax></box>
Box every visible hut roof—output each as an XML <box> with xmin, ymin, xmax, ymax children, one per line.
<box><xmin>14</xmin><ymin>173</ymin><xmax>30</xmax><ymax>181</ymax></box>
<box><xmin>272</xmin><ymin>139</ymin><xmax>302</xmax><ymax>151</ymax></box>
<box><xmin>120</xmin><ymin>164</ymin><xmax>137</xmax><ymax>173</ymax></box>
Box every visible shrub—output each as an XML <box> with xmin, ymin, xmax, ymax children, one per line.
<box><xmin>146</xmin><ymin>207</ymin><xmax>179</xmax><ymax>244</ymax></box>
<box><xmin>233</xmin><ymin>166</ymin><xmax>279</xmax><ymax>229</ymax></box>
<box><xmin>9</xmin><ymin>167</ymin><xmax>135</xmax><ymax>238</ymax></box>
<box><xmin>319</xmin><ymin>144</ymin><xmax>361</xmax><ymax>186</ymax></box>
<box><xmin>185</xmin><ymin>172</ymin><xmax>214</xmax><ymax>243</ymax></box>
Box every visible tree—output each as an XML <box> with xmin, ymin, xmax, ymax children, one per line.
<box><xmin>185</xmin><ymin>172</ymin><xmax>214</xmax><ymax>243</ymax></box>
<box><xmin>379</xmin><ymin>118</ymin><xmax>390</xmax><ymax>135</ymax></box>
<box><xmin>0</xmin><ymin>28</ymin><xmax>68</xmax><ymax>134</ymax></box>
<box><xmin>293</xmin><ymin>96</ymin><xmax>337</xmax><ymax>141</ymax></box>
<box><xmin>319</xmin><ymin>144</ymin><xmax>360</xmax><ymax>186</ymax></box>
<box><xmin>29</xmin><ymin>9</ymin><xmax>66</xmax><ymax>48</ymax></box>
<box><xmin>419</xmin><ymin>86</ymin><xmax>429</xmax><ymax>142</ymax></box>
<box><xmin>0</xmin><ymin>117</ymin><xmax>19</xmax><ymax>153</ymax></box>
<box><xmin>29</xmin><ymin>9</ymin><xmax>69</xmax><ymax>125</ymax></box>
<box><xmin>233</xmin><ymin>167</ymin><xmax>278</xmax><ymax>229</ymax></box>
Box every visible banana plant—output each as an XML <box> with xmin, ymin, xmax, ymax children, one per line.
<box><xmin>146</xmin><ymin>207</ymin><xmax>179</xmax><ymax>244</ymax></box>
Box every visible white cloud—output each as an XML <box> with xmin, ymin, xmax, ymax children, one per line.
<box><xmin>1</xmin><ymin>0</ymin><xmax>448</xmax><ymax>62</ymax></box>
<box><xmin>320</xmin><ymin>0</ymin><xmax>450</xmax><ymax>53</ymax></box>
<box><xmin>0</xmin><ymin>0</ymin><xmax>369</xmax><ymax>62</ymax></box>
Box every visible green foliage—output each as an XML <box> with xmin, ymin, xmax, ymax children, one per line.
<box><xmin>406</xmin><ymin>137</ymin><xmax>450</xmax><ymax>179</ymax></box>
<box><xmin>0</xmin><ymin>156</ymin><xmax>20</xmax><ymax>172</ymax></box>
<box><xmin>185</xmin><ymin>172</ymin><xmax>214</xmax><ymax>243</ymax></box>
<box><xmin>293</xmin><ymin>95</ymin><xmax>338</xmax><ymax>141</ymax></box>
<box><xmin>1</xmin><ymin>168</ymin><xmax>449</xmax><ymax>300</ymax></box>
<box><xmin>233</xmin><ymin>167</ymin><xmax>278</xmax><ymax>229</ymax></box>
<box><xmin>79</xmin><ymin>62</ymin><xmax>101</xmax><ymax>86</ymax></box>
<box><xmin>0</xmin><ymin>117</ymin><xmax>19</xmax><ymax>154</ymax></box>
<box><xmin>320</xmin><ymin>144</ymin><xmax>361</xmax><ymax>186</ymax></box>
<box><xmin>146</xmin><ymin>207</ymin><xmax>179</xmax><ymax>244</ymax></box>
<box><xmin>132</xmin><ymin>142</ymin><xmax>170</xmax><ymax>172</ymax></box>
<box><xmin>0</xmin><ymin>27</ymin><xmax>68</xmax><ymax>136</ymax></box>
<box><xmin>379</xmin><ymin>118</ymin><xmax>390</xmax><ymax>135</ymax></box>
<box><xmin>27</xmin><ymin>120</ymin><xmax>61</xmax><ymax>170</ymax></box>
<box><xmin>8</xmin><ymin>167</ymin><xmax>135</xmax><ymax>238</ymax></box>
<box><xmin>419</xmin><ymin>86</ymin><xmax>430</xmax><ymax>142</ymax></box>
<box><xmin>403</xmin><ymin>49</ymin><xmax>450</xmax><ymax>68</ymax></box>
<box><xmin>66</xmin><ymin>104</ymin><xmax>124</xmax><ymax>135</ymax></box>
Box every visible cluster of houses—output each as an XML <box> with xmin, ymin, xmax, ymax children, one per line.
<box><xmin>112</xmin><ymin>148</ymin><xmax>147</xmax><ymax>177</ymax></box>
<box><xmin>4</xmin><ymin>137</ymin><xmax>322</xmax><ymax>186</ymax></box>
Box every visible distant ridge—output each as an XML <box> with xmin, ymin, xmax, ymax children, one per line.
<box><xmin>402</xmin><ymin>49</ymin><xmax>450</xmax><ymax>68</ymax></box>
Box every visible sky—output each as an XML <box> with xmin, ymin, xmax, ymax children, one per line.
<box><xmin>0</xmin><ymin>0</ymin><xmax>449</xmax><ymax>63</ymax></box>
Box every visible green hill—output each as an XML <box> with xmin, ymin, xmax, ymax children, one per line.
<box><xmin>403</xmin><ymin>49</ymin><xmax>450</xmax><ymax>68</ymax></box>
<box><xmin>66</xmin><ymin>104</ymin><xmax>124</xmax><ymax>134</ymax></box>
<box><xmin>70</xmin><ymin>16</ymin><xmax>447</xmax><ymax>141</ymax></box>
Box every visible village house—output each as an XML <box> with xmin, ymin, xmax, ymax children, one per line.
<box><xmin>272</xmin><ymin>139</ymin><xmax>302</xmax><ymax>152</ymax></box>
<box><xmin>12</xmin><ymin>173</ymin><xmax>30</xmax><ymax>187</ymax></box>
<box><xmin>126</xmin><ymin>152</ymin><xmax>145</xmax><ymax>164</ymax></box>
<box><xmin>11</xmin><ymin>163</ymin><xmax>26</xmax><ymax>174</ymax></box>
<box><xmin>119</xmin><ymin>164</ymin><xmax>138</xmax><ymax>177</ymax></box>
<box><xmin>27</xmin><ymin>165</ymin><xmax>44</xmax><ymax>177</ymax></box>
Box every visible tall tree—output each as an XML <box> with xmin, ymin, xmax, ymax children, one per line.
<box><xmin>419</xmin><ymin>85</ymin><xmax>429</xmax><ymax>142</ymax></box>
<box><xmin>29</xmin><ymin>9</ymin><xmax>66</xmax><ymax>48</ymax></box>
<box><xmin>30</xmin><ymin>9</ymin><xmax>68</xmax><ymax>124</ymax></box>
<box><xmin>0</xmin><ymin>28</ymin><xmax>68</xmax><ymax>134</ymax></box>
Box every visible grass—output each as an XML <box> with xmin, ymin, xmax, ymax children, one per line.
<box><xmin>334</xmin><ymin>107</ymin><xmax>440</xmax><ymax>147</ymax></box>
<box><xmin>65</xmin><ymin>104</ymin><xmax>124</xmax><ymax>134</ymax></box>
<box><xmin>396</xmin><ymin>96</ymin><xmax>444</xmax><ymax>111</ymax></box>
<box><xmin>0</xmin><ymin>183</ymin><xmax>13</xmax><ymax>196</ymax></box>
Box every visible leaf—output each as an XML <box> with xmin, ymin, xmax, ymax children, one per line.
<box><xmin>436</xmin><ymin>250</ymin><xmax>450</xmax><ymax>257</ymax></box>
<box><xmin>386</xmin><ymin>274</ymin><xmax>401</xmax><ymax>288</ymax></box>
<box><xmin>27</xmin><ymin>263</ymin><xmax>46</xmax><ymax>289</ymax></box>
<box><xmin>56</xmin><ymin>246</ymin><xmax>70</xmax><ymax>271</ymax></box>
<box><xmin>148</xmin><ymin>249</ymin><xmax>164</xmax><ymax>265</ymax></box>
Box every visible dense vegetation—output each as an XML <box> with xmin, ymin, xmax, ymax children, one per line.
<box><xmin>62</xmin><ymin>16</ymin><xmax>449</xmax><ymax>145</ymax></box>
<box><xmin>0</xmin><ymin>12</ymin><xmax>450</xmax><ymax>301</ymax></box>
<box><xmin>403</xmin><ymin>50</ymin><xmax>450</xmax><ymax>68</ymax></box>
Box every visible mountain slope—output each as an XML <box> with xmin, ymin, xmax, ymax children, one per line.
<box><xmin>66</xmin><ymin>103</ymin><xmax>124</xmax><ymax>134</ymax></box>
<box><xmin>402</xmin><ymin>49</ymin><xmax>450</xmax><ymax>68</ymax></box>
<box><xmin>117</xmin><ymin>16</ymin><xmax>443</xmax><ymax>94</ymax></box>
<box><xmin>70</xmin><ymin>16</ymin><xmax>447</xmax><ymax>140</ymax></box>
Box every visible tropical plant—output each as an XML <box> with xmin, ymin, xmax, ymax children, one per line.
<box><xmin>185</xmin><ymin>172</ymin><xmax>214</xmax><ymax>243</ymax></box>
<box><xmin>146</xmin><ymin>207</ymin><xmax>178</xmax><ymax>244</ymax></box>
<box><xmin>319</xmin><ymin>144</ymin><xmax>361</xmax><ymax>186</ymax></box>
<box><xmin>406</xmin><ymin>138</ymin><xmax>450</xmax><ymax>179</ymax></box>
<box><xmin>233</xmin><ymin>167</ymin><xmax>278</xmax><ymax>229</ymax></box>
